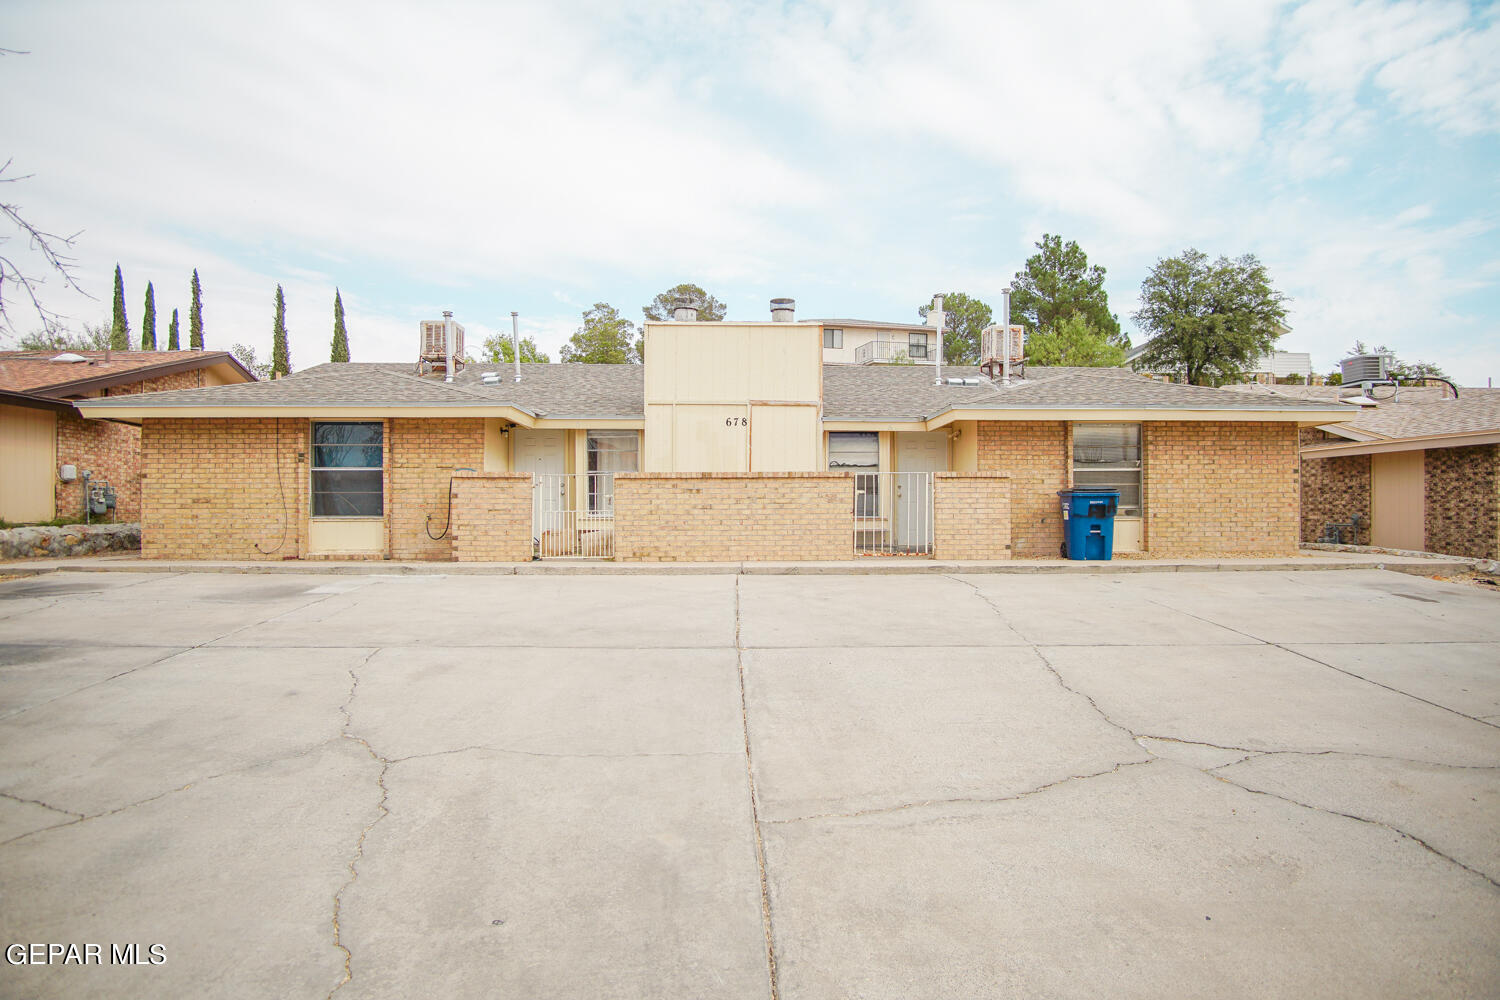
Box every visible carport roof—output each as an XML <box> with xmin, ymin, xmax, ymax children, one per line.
<box><xmin>74</xmin><ymin>360</ymin><xmax>1350</xmax><ymax>423</ymax></box>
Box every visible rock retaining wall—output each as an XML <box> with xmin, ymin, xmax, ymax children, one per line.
<box><xmin>0</xmin><ymin>523</ymin><xmax>141</xmax><ymax>560</ymax></box>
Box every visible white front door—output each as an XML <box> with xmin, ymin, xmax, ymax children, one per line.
<box><xmin>894</xmin><ymin>432</ymin><xmax>946</xmax><ymax>550</ymax></box>
<box><xmin>514</xmin><ymin>429</ymin><xmax>566</xmax><ymax>538</ymax></box>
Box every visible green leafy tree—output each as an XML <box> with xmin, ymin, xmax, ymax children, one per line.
<box><xmin>560</xmin><ymin>303</ymin><xmax>639</xmax><ymax>364</ymax></box>
<box><xmin>916</xmin><ymin>291</ymin><xmax>992</xmax><ymax>365</ymax></box>
<box><xmin>140</xmin><ymin>281</ymin><xmax>156</xmax><ymax>350</ymax></box>
<box><xmin>1133</xmin><ymin>249</ymin><xmax>1288</xmax><ymax>386</ymax></box>
<box><xmin>481</xmin><ymin>332</ymin><xmax>550</xmax><ymax>363</ymax></box>
<box><xmin>17</xmin><ymin>321</ymin><xmax>111</xmax><ymax>351</ymax></box>
<box><xmin>167</xmin><ymin>308</ymin><xmax>180</xmax><ymax>349</ymax></box>
<box><xmin>1025</xmin><ymin>314</ymin><xmax>1128</xmax><ymax>367</ymax></box>
<box><xmin>331</xmin><ymin>289</ymin><xmax>350</xmax><ymax>362</ymax></box>
<box><xmin>1009</xmin><ymin>235</ymin><xmax>1124</xmax><ymax>347</ymax></box>
<box><xmin>230</xmin><ymin>342</ymin><xmax>272</xmax><ymax>381</ymax></box>
<box><xmin>110</xmin><ymin>264</ymin><xmax>128</xmax><ymax>349</ymax></box>
<box><xmin>270</xmin><ymin>284</ymin><xmax>291</xmax><ymax>377</ymax></box>
<box><xmin>1343</xmin><ymin>341</ymin><xmax>1449</xmax><ymax>385</ymax></box>
<box><xmin>189</xmin><ymin>269</ymin><xmax>203</xmax><ymax>348</ymax></box>
<box><xmin>642</xmin><ymin>283</ymin><xmax>727</xmax><ymax>322</ymax></box>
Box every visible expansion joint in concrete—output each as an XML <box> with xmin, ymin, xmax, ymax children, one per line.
<box><xmin>735</xmin><ymin>577</ymin><xmax>781</xmax><ymax>1000</ymax></box>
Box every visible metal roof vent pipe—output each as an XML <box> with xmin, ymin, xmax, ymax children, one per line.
<box><xmin>929</xmin><ymin>293</ymin><xmax>946</xmax><ymax>384</ymax></box>
<box><xmin>672</xmin><ymin>297</ymin><xmax>699</xmax><ymax>322</ymax></box>
<box><xmin>510</xmin><ymin>311</ymin><xmax>521</xmax><ymax>383</ymax></box>
<box><xmin>770</xmin><ymin>297</ymin><xmax>796</xmax><ymax>322</ymax></box>
<box><xmin>443</xmin><ymin>310</ymin><xmax>455</xmax><ymax>383</ymax></box>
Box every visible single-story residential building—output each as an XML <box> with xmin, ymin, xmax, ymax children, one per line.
<box><xmin>74</xmin><ymin>307</ymin><xmax>1351</xmax><ymax>562</ymax></box>
<box><xmin>0</xmin><ymin>349</ymin><xmax>254</xmax><ymax>524</ymax></box>
<box><xmin>1229</xmin><ymin>383</ymin><xmax>1499</xmax><ymax>560</ymax></box>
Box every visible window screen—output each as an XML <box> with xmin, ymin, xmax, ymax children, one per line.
<box><xmin>908</xmin><ymin>332</ymin><xmax>928</xmax><ymax>359</ymax></box>
<box><xmin>312</xmin><ymin>422</ymin><xmax>383</xmax><ymax>517</ymax></box>
<box><xmin>1072</xmin><ymin>423</ymin><xmax>1141</xmax><ymax>515</ymax></box>
<box><xmin>586</xmin><ymin>430</ymin><xmax>638</xmax><ymax>513</ymax></box>
<box><xmin>823</xmin><ymin>328</ymin><xmax>843</xmax><ymax>349</ymax></box>
<box><xmin>829</xmin><ymin>431</ymin><xmax>880</xmax><ymax>517</ymax></box>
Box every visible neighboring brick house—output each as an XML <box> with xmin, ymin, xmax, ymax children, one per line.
<box><xmin>1230</xmin><ymin>384</ymin><xmax>1500</xmax><ymax>560</ymax></box>
<box><xmin>76</xmin><ymin>311</ymin><xmax>1350</xmax><ymax>561</ymax></box>
<box><xmin>0</xmin><ymin>350</ymin><xmax>254</xmax><ymax>523</ymax></box>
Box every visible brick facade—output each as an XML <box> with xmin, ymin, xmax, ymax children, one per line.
<box><xmin>1300</xmin><ymin>453</ymin><xmax>1372</xmax><ymax>544</ymax></box>
<box><xmin>142</xmin><ymin>418</ymin><xmax>306</xmax><ymax>559</ymax></box>
<box><xmin>933</xmin><ymin>473</ymin><xmax>1011</xmax><ymax>560</ymax></box>
<box><xmin>975</xmin><ymin>421</ymin><xmax>1068</xmax><ymax>557</ymax></box>
<box><xmin>451</xmin><ymin>472</ymin><xmax>533</xmax><ymax>562</ymax></box>
<box><xmin>1144</xmin><ymin>422</ymin><xmax>1300</xmax><ymax>555</ymax></box>
<box><xmin>386</xmin><ymin>418</ymin><xmax>485</xmax><ymax>560</ymax></box>
<box><xmin>613</xmin><ymin>472</ymin><xmax>853</xmax><ymax>561</ymax></box>
<box><xmin>54</xmin><ymin>370</ymin><xmax>214</xmax><ymax>522</ymax></box>
<box><xmin>1424</xmin><ymin>444</ymin><xmax>1499</xmax><ymax>560</ymax></box>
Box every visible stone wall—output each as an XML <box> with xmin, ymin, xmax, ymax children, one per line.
<box><xmin>1144</xmin><ymin>422</ymin><xmax>1300</xmax><ymax>555</ymax></box>
<box><xmin>613</xmin><ymin>473</ymin><xmax>853</xmax><ymax>561</ymax></box>
<box><xmin>933</xmin><ymin>473</ymin><xmax>1011</xmax><ymax>560</ymax></box>
<box><xmin>1300</xmin><ymin>454</ymin><xmax>1372</xmax><ymax>545</ymax></box>
<box><xmin>1425</xmin><ymin>444</ymin><xmax>1500</xmax><ymax>560</ymax></box>
<box><xmin>0</xmin><ymin>522</ymin><xmax>140</xmax><ymax>560</ymax></box>
<box><xmin>451</xmin><ymin>472</ymin><xmax>533</xmax><ymax>562</ymax></box>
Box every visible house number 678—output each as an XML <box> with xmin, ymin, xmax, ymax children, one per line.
<box><xmin>724</xmin><ymin>417</ymin><xmax>748</xmax><ymax>427</ymax></box>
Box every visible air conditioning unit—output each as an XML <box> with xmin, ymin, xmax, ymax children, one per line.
<box><xmin>1340</xmin><ymin>353</ymin><xmax>1390</xmax><ymax>385</ymax></box>
<box><xmin>419</xmin><ymin>318</ymin><xmax>465</xmax><ymax>362</ymax></box>
<box><xmin>980</xmin><ymin>324</ymin><xmax>1025</xmax><ymax>367</ymax></box>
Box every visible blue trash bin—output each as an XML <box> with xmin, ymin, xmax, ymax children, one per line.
<box><xmin>1057</xmin><ymin>489</ymin><xmax>1120</xmax><ymax>561</ymax></box>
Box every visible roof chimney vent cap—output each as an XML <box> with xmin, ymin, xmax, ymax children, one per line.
<box><xmin>769</xmin><ymin>297</ymin><xmax>796</xmax><ymax>322</ymax></box>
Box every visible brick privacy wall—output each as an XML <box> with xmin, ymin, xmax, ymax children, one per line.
<box><xmin>933</xmin><ymin>473</ymin><xmax>1011</xmax><ymax>560</ymax></box>
<box><xmin>1425</xmin><ymin>444</ymin><xmax>1499</xmax><ymax>560</ymax></box>
<box><xmin>976</xmin><ymin>421</ymin><xmax>1068</xmax><ymax>557</ymax></box>
<box><xmin>54</xmin><ymin>370</ymin><xmax>214</xmax><ymax>522</ymax></box>
<box><xmin>1300</xmin><ymin>454</ymin><xmax>1371</xmax><ymax>544</ymax></box>
<box><xmin>614</xmin><ymin>473</ymin><xmax>853</xmax><ymax>561</ymax></box>
<box><xmin>451</xmin><ymin>472</ymin><xmax>533</xmax><ymax>562</ymax></box>
<box><xmin>1144</xmin><ymin>422</ymin><xmax>1300</xmax><ymax>555</ymax></box>
<box><xmin>387</xmin><ymin>418</ymin><xmax>485</xmax><ymax>560</ymax></box>
<box><xmin>141</xmin><ymin>418</ymin><xmax>306</xmax><ymax>559</ymax></box>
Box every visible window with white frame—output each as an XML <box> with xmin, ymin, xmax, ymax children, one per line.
<box><xmin>1072</xmin><ymin>423</ymin><xmax>1141</xmax><ymax>516</ymax></box>
<box><xmin>823</xmin><ymin>328</ymin><xmax>843</xmax><ymax>349</ymax></box>
<box><xmin>586</xmin><ymin>430</ymin><xmax>638</xmax><ymax>513</ymax></box>
<box><xmin>829</xmin><ymin>431</ymin><xmax>879</xmax><ymax>517</ymax></box>
<box><xmin>907</xmin><ymin>332</ymin><xmax>928</xmax><ymax>359</ymax></box>
<box><xmin>311</xmin><ymin>422</ymin><xmax>383</xmax><ymax>517</ymax></box>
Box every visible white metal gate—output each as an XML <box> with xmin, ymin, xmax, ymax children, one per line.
<box><xmin>533</xmin><ymin>473</ymin><xmax>616</xmax><ymax>558</ymax></box>
<box><xmin>854</xmin><ymin>472</ymin><xmax>933</xmax><ymax>556</ymax></box>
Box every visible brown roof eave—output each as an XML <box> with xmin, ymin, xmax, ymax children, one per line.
<box><xmin>32</xmin><ymin>352</ymin><xmax>253</xmax><ymax>398</ymax></box>
<box><xmin>0</xmin><ymin>388</ymin><xmax>76</xmax><ymax>413</ymax></box>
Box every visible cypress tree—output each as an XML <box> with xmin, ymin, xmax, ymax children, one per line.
<box><xmin>189</xmin><ymin>269</ymin><xmax>204</xmax><ymax>349</ymax></box>
<box><xmin>167</xmin><ymin>308</ymin><xmax>180</xmax><ymax>350</ymax></box>
<box><xmin>270</xmin><ymin>284</ymin><xmax>291</xmax><ymax>378</ymax></box>
<box><xmin>331</xmin><ymin>289</ymin><xmax>350</xmax><ymax>362</ymax></box>
<box><xmin>141</xmin><ymin>282</ymin><xmax>157</xmax><ymax>350</ymax></box>
<box><xmin>110</xmin><ymin>265</ymin><xmax>129</xmax><ymax>350</ymax></box>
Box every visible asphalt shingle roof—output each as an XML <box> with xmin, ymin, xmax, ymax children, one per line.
<box><xmin>79</xmin><ymin>360</ymin><xmax>1346</xmax><ymax>420</ymax></box>
<box><xmin>0</xmin><ymin>350</ymin><xmax>242</xmax><ymax>393</ymax></box>
<box><xmin>1222</xmin><ymin>383</ymin><xmax>1500</xmax><ymax>440</ymax></box>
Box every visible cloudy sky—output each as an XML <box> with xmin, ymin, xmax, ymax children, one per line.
<box><xmin>5</xmin><ymin>0</ymin><xmax>1498</xmax><ymax>383</ymax></box>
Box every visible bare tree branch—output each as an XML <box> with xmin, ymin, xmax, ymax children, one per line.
<box><xmin>0</xmin><ymin>158</ymin><xmax>92</xmax><ymax>334</ymax></box>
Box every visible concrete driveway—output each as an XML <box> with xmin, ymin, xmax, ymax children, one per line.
<box><xmin>0</xmin><ymin>567</ymin><xmax>1496</xmax><ymax>998</ymax></box>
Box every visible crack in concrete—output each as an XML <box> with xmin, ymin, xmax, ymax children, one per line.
<box><xmin>735</xmin><ymin>576</ymin><xmax>781</xmax><ymax>1000</ymax></box>
<box><xmin>765</xmin><ymin>760</ymin><xmax>1158</xmax><ymax>826</ymax></box>
<box><xmin>1142</xmin><ymin>598</ymin><xmax>1500</xmax><ymax>731</ymax></box>
<box><xmin>0</xmin><ymin>737</ymin><xmax>344</xmax><ymax>849</ymax></box>
<box><xmin>328</xmin><ymin>650</ymin><xmax>389</xmax><ymax>1000</ymax></box>
<box><xmin>0</xmin><ymin>789</ymin><xmax>84</xmax><ymax>820</ymax></box>
<box><xmin>1137</xmin><ymin>733</ymin><xmax>1500</xmax><ymax>772</ymax></box>
<box><xmin>1206</xmin><ymin>770</ymin><xmax>1500</xmax><ymax>891</ymax></box>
